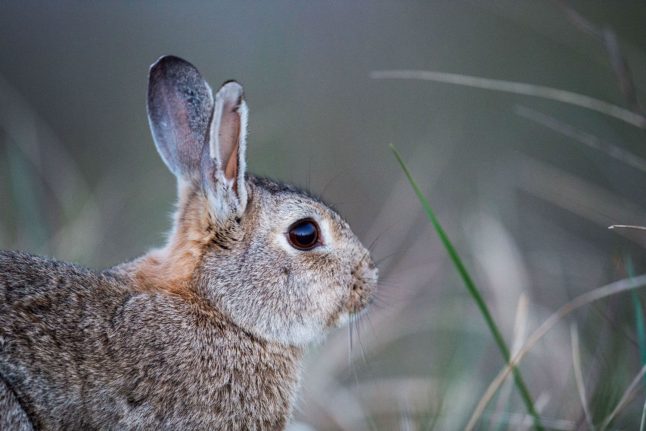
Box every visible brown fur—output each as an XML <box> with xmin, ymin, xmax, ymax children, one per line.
<box><xmin>129</xmin><ymin>184</ymin><xmax>214</xmax><ymax>299</ymax></box>
<box><xmin>0</xmin><ymin>56</ymin><xmax>378</xmax><ymax>430</ymax></box>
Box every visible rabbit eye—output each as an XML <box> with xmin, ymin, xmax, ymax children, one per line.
<box><xmin>288</xmin><ymin>219</ymin><xmax>320</xmax><ymax>250</ymax></box>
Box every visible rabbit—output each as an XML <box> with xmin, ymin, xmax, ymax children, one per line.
<box><xmin>0</xmin><ymin>55</ymin><xmax>378</xmax><ymax>430</ymax></box>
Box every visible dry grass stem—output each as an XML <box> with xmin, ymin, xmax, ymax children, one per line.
<box><xmin>490</xmin><ymin>294</ymin><xmax>530</xmax><ymax>428</ymax></box>
<box><xmin>555</xmin><ymin>1</ymin><xmax>644</xmax><ymax>114</ymax></box>
<box><xmin>515</xmin><ymin>156</ymin><xmax>646</xmax><ymax>248</ymax></box>
<box><xmin>608</xmin><ymin>225</ymin><xmax>646</xmax><ymax>232</ymax></box>
<box><xmin>485</xmin><ymin>411</ymin><xmax>575</xmax><ymax>431</ymax></box>
<box><xmin>514</xmin><ymin>105</ymin><xmax>646</xmax><ymax>174</ymax></box>
<box><xmin>370</xmin><ymin>70</ymin><xmax>646</xmax><ymax>129</ymax></box>
<box><xmin>599</xmin><ymin>365</ymin><xmax>646</xmax><ymax>430</ymax></box>
<box><xmin>466</xmin><ymin>273</ymin><xmax>646</xmax><ymax>430</ymax></box>
<box><xmin>570</xmin><ymin>324</ymin><xmax>594</xmax><ymax>430</ymax></box>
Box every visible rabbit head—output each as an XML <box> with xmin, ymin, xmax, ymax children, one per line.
<box><xmin>138</xmin><ymin>56</ymin><xmax>377</xmax><ymax>346</ymax></box>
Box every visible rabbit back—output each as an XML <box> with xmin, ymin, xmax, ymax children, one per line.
<box><xmin>0</xmin><ymin>250</ymin><xmax>132</xmax><ymax>428</ymax></box>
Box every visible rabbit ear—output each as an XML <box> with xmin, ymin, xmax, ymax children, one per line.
<box><xmin>147</xmin><ymin>55</ymin><xmax>214</xmax><ymax>180</ymax></box>
<box><xmin>201</xmin><ymin>81</ymin><xmax>249</xmax><ymax>219</ymax></box>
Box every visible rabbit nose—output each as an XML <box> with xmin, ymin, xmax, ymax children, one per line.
<box><xmin>347</xmin><ymin>261</ymin><xmax>378</xmax><ymax>314</ymax></box>
<box><xmin>347</xmin><ymin>282</ymin><xmax>369</xmax><ymax>313</ymax></box>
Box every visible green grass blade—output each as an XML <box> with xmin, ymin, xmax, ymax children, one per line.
<box><xmin>634</xmin><ymin>292</ymin><xmax>646</xmax><ymax>380</ymax></box>
<box><xmin>390</xmin><ymin>144</ymin><xmax>544</xmax><ymax>431</ymax></box>
<box><xmin>628</xmin><ymin>257</ymin><xmax>646</xmax><ymax>361</ymax></box>
<box><xmin>626</xmin><ymin>255</ymin><xmax>646</xmax><ymax>386</ymax></box>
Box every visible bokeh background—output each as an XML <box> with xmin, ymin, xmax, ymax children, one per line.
<box><xmin>2</xmin><ymin>1</ymin><xmax>646</xmax><ymax>429</ymax></box>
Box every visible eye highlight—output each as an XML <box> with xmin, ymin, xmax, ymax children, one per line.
<box><xmin>287</xmin><ymin>219</ymin><xmax>320</xmax><ymax>250</ymax></box>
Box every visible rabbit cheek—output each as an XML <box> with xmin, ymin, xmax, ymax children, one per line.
<box><xmin>325</xmin><ymin>302</ymin><xmax>351</xmax><ymax>328</ymax></box>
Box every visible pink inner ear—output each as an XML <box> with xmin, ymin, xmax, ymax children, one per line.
<box><xmin>219</xmin><ymin>102</ymin><xmax>240</xmax><ymax>183</ymax></box>
<box><xmin>224</xmin><ymin>141</ymin><xmax>239</xmax><ymax>184</ymax></box>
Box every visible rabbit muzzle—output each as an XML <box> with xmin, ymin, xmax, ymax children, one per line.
<box><xmin>346</xmin><ymin>258</ymin><xmax>378</xmax><ymax>315</ymax></box>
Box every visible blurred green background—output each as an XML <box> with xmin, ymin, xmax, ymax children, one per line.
<box><xmin>2</xmin><ymin>1</ymin><xmax>646</xmax><ymax>429</ymax></box>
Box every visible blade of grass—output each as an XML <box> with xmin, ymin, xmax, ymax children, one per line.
<box><xmin>390</xmin><ymin>144</ymin><xmax>544</xmax><ymax>431</ymax></box>
<box><xmin>626</xmin><ymin>255</ymin><xmax>646</xmax><ymax>387</ymax></box>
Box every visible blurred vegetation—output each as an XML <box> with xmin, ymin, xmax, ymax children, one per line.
<box><xmin>2</xmin><ymin>1</ymin><xmax>646</xmax><ymax>429</ymax></box>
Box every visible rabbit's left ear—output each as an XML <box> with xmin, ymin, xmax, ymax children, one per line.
<box><xmin>147</xmin><ymin>56</ymin><xmax>214</xmax><ymax>181</ymax></box>
<box><xmin>201</xmin><ymin>81</ymin><xmax>249</xmax><ymax>220</ymax></box>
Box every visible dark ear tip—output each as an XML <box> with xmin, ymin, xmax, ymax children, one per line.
<box><xmin>149</xmin><ymin>55</ymin><xmax>197</xmax><ymax>76</ymax></box>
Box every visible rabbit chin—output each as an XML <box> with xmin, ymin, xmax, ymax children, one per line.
<box><xmin>271</xmin><ymin>307</ymin><xmax>369</xmax><ymax>346</ymax></box>
<box><xmin>245</xmin><ymin>318</ymin><xmax>330</xmax><ymax>347</ymax></box>
<box><xmin>249</xmin><ymin>302</ymin><xmax>371</xmax><ymax>346</ymax></box>
<box><xmin>332</xmin><ymin>311</ymin><xmax>351</xmax><ymax>329</ymax></box>
<box><xmin>334</xmin><ymin>308</ymin><xmax>365</xmax><ymax>327</ymax></box>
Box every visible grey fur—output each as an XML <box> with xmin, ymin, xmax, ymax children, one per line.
<box><xmin>0</xmin><ymin>376</ymin><xmax>33</xmax><ymax>431</ymax></box>
<box><xmin>0</xmin><ymin>56</ymin><xmax>377</xmax><ymax>430</ymax></box>
<box><xmin>147</xmin><ymin>55</ymin><xmax>214</xmax><ymax>180</ymax></box>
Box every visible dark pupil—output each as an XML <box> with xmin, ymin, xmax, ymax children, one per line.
<box><xmin>289</xmin><ymin>221</ymin><xmax>318</xmax><ymax>249</ymax></box>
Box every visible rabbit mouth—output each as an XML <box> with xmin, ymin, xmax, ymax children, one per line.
<box><xmin>326</xmin><ymin>263</ymin><xmax>378</xmax><ymax>329</ymax></box>
<box><xmin>346</xmin><ymin>282</ymin><xmax>372</xmax><ymax>314</ymax></box>
<box><xmin>331</xmin><ymin>299</ymin><xmax>372</xmax><ymax>329</ymax></box>
<box><xmin>337</xmin><ymin>277</ymin><xmax>376</xmax><ymax>325</ymax></box>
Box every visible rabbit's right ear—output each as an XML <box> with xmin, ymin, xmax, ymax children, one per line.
<box><xmin>147</xmin><ymin>55</ymin><xmax>214</xmax><ymax>180</ymax></box>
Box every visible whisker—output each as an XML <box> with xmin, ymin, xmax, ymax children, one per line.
<box><xmin>365</xmin><ymin>314</ymin><xmax>379</xmax><ymax>341</ymax></box>
<box><xmin>375</xmin><ymin>279</ymin><xmax>420</xmax><ymax>294</ymax></box>
<box><xmin>320</xmin><ymin>170</ymin><xmax>346</xmax><ymax>198</ymax></box>
<box><xmin>350</xmin><ymin>314</ymin><xmax>354</xmax><ymax>352</ymax></box>
<box><xmin>357</xmin><ymin>252</ymin><xmax>371</xmax><ymax>267</ymax></box>
<box><xmin>355</xmin><ymin>316</ymin><xmax>369</xmax><ymax>364</ymax></box>
<box><xmin>366</xmin><ymin>222</ymin><xmax>399</xmax><ymax>255</ymax></box>
<box><xmin>374</xmin><ymin>250</ymin><xmax>403</xmax><ymax>267</ymax></box>
<box><xmin>373</xmin><ymin>285</ymin><xmax>401</xmax><ymax>302</ymax></box>
<box><xmin>348</xmin><ymin>314</ymin><xmax>354</xmax><ymax>370</ymax></box>
<box><xmin>369</xmin><ymin>294</ymin><xmax>390</xmax><ymax>310</ymax></box>
<box><xmin>306</xmin><ymin>154</ymin><xmax>312</xmax><ymax>191</ymax></box>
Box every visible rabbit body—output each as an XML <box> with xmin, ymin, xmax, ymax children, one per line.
<box><xmin>0</xmin><ymin>56</ymin><xmax>377</xmax><ymax>430</ymax></box>
<box><xmin>0</xmin><ymin>250</ymin><xmax>301</xmax><ymax>430</ymax></box>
